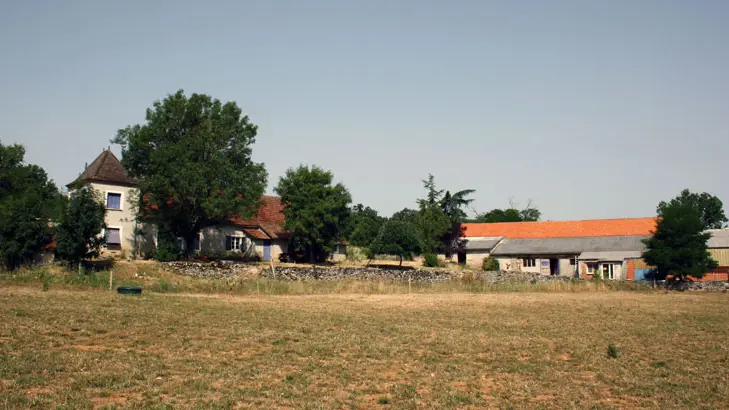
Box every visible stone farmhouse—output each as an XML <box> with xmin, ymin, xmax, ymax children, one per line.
<box><xmin>68</xmin><ymin>149</ymin><xmax>289</xmax><ymax>261</ymax></box>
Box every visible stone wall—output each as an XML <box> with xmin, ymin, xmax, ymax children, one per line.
<box><xmin>165</xmin><ymin>262</ymin><xmax>576</xmax><ymax>284</ymax></box>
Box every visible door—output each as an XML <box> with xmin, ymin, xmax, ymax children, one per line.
<box><xmin>602</xmin><ymin>263</ymin><xmax>616</xmax><ymax>280</ymax></box>
<box><xmin>457</xmin><ymin>252</ymin><xmax>466</xmax><ymax>265</ymax></box>
<box><xmin>549</xmin><ymin>258</ymin><xmax>559</xmax><ymax>275</ymax></box>
<box><xmin>263</xmin><ymin>240</ymin><xmax>271</xmax><ymax>261</ymax></box>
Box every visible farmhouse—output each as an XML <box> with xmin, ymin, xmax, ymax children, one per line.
<box><xmin>459</xmin><ymin>218</ymin><xmax>657</xmax><ymax>280</ymax></box>
<box><xmin>70</xmin><ymin>149</ymin><xmax>289</xmax><ymax>260</ymax></box>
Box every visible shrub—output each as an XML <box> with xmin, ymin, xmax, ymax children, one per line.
<box><xmin>152</xmin><ymin>228</ymin><xmax>180</xmax><ymax>262</ymax></box>
<box><xmin>345</xmin><ymin>246</ymin><xmax>369</xmax><ymax>262</ymax></box>
<box><xmin>423</xmin><ymin>253</ymin><xmax>442</xmax><ymax>268</ymax></box>
<box><xmin>481</xmin><ymin>257</ymin><xmax>500</xmax><ymax>271</ymax></box>
<box><xmin>607</xmin><ymin>344</ymin><xmax>619</xmax><ymax>359</ymax></box>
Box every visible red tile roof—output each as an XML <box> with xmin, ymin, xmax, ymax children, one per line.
<box><xmin>461</xmin><ymin>218</ymin><xmax>657</xmax><ymax>239</ymax></box>
<box><xmin>231</xmin><ymin>196</ymin><xmax>289</xmax><ymax>239</ymax></box>
<box><xmin>68</xmin><ymin>150</ymin><xmax>135</xmax><ymax>187</ymax></box>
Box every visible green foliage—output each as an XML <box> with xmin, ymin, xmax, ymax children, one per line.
<box><xmin>54</xmin><ymin>186</ymin><xmax>106</xmax><ymax>266</ymax></box>
<box><xmin>607</xmin><ymin>344</ymin><xmax>619</xmax><ymax>359</ymax></box>
<box><xmin>482</xmin><ymin>257</ymin><xmax>500</xmax><ymax>271</ymax></box>
<box><xmin>345</xmin><ymin>246</ymin><xmax>370</xmax><ymax>262</ymax></box>
<box><xmin>343</xmin><ymin>204</ymin><xmax>385</xmax><ymax>247</ymax></box>
<box><xmin>415</xmin><ymin>175</ymin><xmax>453</xmax><ymax>254</ymax></box>
<box><xmin>0</xmin><ymin>143</ymin><xmax>63</xmax><ymax>270</ymax></box>
<box><xmin>423</xmin><ymin>253</ymin><xmax>443</xmax><ymax>268</ymax></box>
<box><xmin>658</xmin><ymin>189</ymin><xmax>726</xmax><ymax>230</ymax></box>
<box><xmin>471</xmin><ymin>199</ymin><xmax>541</xmax><ymax>223</ymax></box>
<box><xmin>275</xmin><ymin>165</ymin><xmax>352</xmax><ymax>263</ymax></box>
<box><xmin>112</xmin><ymin>90</ymin><xmax>267</xmax><ymax>257</ymax></box>
<box><xmin>593</xmin><ymin>267</ymin><xmax>603</xmax><ymax>281</ymax></box>
<box><xmin>643</xmin><ymin>193</ymin><xmax>718</xmax><ymax>281</ymax></box>
<box><xmin>391</xmin><ymin>208</ymin><xmax>417</xmax><ymax>224</ymax></box>
<box><xmin>370</xmin><ymin>220</ymin><xmax>422</xmax><ymax>266</ymax></box>
<box><xmin>151</xmin><ymin>226</ymin><xmax>180</xmax><ymax>262</ymax></box>
<box><xmin>440</xmin><ymin>188</ymin><xmax>475</xmax><ymax>257</ymax></box>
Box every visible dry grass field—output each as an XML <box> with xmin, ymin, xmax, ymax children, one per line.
<box><xmin>1</xmin><ymin>285</ymin><xmax>729</xmax><ymax>409</ymax></box>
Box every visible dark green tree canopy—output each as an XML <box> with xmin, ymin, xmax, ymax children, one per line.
<box><xmin>391</xmin><ymin>208</ymin><xmax>417</xmax><ymax>225</ymax></box>
<box><xmin>643</xmin><ymin>193</ymin><xmax>718</xmax><ymax>281</ymax></box>
<box><xmin>470</xmin><ymin>200</ymin><xmax>541</xmax><ymax>223</ymax></box>
<box><xmin>112</xmin><ymin>90</ymin><xmax>267</xmax><ymax>257</ymax></box>
<box><xmin>55</xmin><ymin>186</ymin><xmax>106</xmax><ymax>266</ymax></box>
<box><xmin>275</xmin><ymin>165</ymin><xmax>351</xmax><ymax>263</ymax></box>
<box><xmin>343</xmin><ymin>204</ymin><xmax>385</xmax><ymax>248</ymax></box>
<box><xmin>658</xmin><ymin>189</ymin><xmax>726</xmax><ymax>230</ymax></box>
<box><xmin>370</xmin><ymin>220</ymin><xmax>422</xmax><ymax>266</ymax></box>
<box><xmin>0</xmin><ymin>143</ymin><xmax>62</xmax><ymax>270</ymax></box>
<box><xmin>415</xmin><ymin>175</ymin><xmax>453</xmax><ymax>254</ymax></box>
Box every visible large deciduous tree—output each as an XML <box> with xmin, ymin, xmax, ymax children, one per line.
<box><xmin>112</xmin><ymin>90</ymin><xmax>267</xmax><ymax>257</ymax></box>
<box><xmin>343</xmin><ymin>204</ymin><xmax>385</xmax><ymax>248</ymax></box>
<box><xmin>643</xmin><ymin>193</ymin><xmax>718</xmax><ymax>281</ymax></box>
<box><xmin>0</xmin><ymin>143</ymin><xmax>62</xmax><ymax>270</ymax></box>
<box><xmin>470</xmin><ymin>199</ymin><xmax>541</xmax><ymax>223</ymax></box>
<box><xmin>275</xmin><ymin>165</ymin><xmax>351</xmax><ymax>263</ymax></box>
<box><xmin>658</xmin><ymin>189</ymin><xmax>726</xmax><ymax>230</ymax></box>
<box><xmin>55</xmin><ymin>186</ymin><xmax>106</xmax><ymax>266</ymax></box>
<box><xmin>370</xmin><ymin>220</ymin><xmax>422</xmax><ymax>266</ymax></box>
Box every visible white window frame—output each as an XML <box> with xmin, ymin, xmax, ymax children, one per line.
<box><xmin>230</xmin><ymin>236</ymin><xmax>245</xmax><ymax>252</ymax></box>
<box><xmin>602</xmin><ymin>263</ymin><xmax>616</xmax><ymax>280</ymax></box>
<box><xmin>104</xmin><ymin>226</ymin><xmax>123</xmax><ymax>247</ymax></box>
<box><xmin>105</xmin><ymin>191</ymin><xmax>123</xmax><ymax>211</ymax></box>
<box><xmin>522</xmin><ymin>258</ymin><xmax>536</xmax><ymax>268</ymax></box>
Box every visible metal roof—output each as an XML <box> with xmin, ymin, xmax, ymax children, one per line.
<box><xmin>579</xmin><ymin>251</ymin><xmax>643</xmax><ymax>261</ymax></box>
<box><xmin>463</xmin><ymin>237</ymin><xmax>503</xmax><ymax>251</ymax></box>
<box><xmin>707</xmin><ymin>229</ymin><xmax>729</xmax><ymax>248</ymax></box>
<box><xmin>491</xmin><ymin>235</ymin><xmax>648</xmax><ymax>256</ymax></box>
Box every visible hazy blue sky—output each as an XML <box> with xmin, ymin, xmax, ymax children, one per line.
<box><xmin>2</xmin><ymin>0</ymin><xmax>728</xmax><ymax>220</ymax></box>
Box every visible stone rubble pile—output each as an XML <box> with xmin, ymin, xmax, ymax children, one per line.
<box><xmin>480</xmin><ymin>270</ymin><xmax>573</xmax><ymax>283</ymax></box>
<box><xmin>262</xmin><ymin>266</ymin><xmax>454</xmax><ymax>282</ymax></box>
<box><xmin>165</xmin><ymin>261</ymin><xmax>263</xmax><ymax>279</ymax></box>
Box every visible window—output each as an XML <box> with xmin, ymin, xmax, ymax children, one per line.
<box><xmin>106</xmin><ymin>193</ymin><xmax>122</xmax><ymax>210</ymax></box>
<box><xmin>194</xmin><ymin>233</ymin><xmax>201</xmax><ymax>251</ymax></box>
<box><xmin>177</xmin><ymin>237</ymin><xmax>185</xmax><ymax>250</ymax></box>
<box><xmin>569</xmin><ymin>258</ymin><xmax>576</xmax><ymax>265</ymax></box>
<box><xmin>522</xmin><ymin>258</ymin><xmax>536</xmax><ymax>268</ymax></box>
<box><xmin>587</xmin><ymin>264</ymin><xmax>596</xmax><ymax>274</ymax></box>
<box><xmin>602</xmin><ymin>264</ymin><xmax>616</xmax><ymax>280</ymax></box>
<box><xmin>225</xmin><ymin>235</ymin><xmax>246</xmax><ymax>251</ymax></box>
<box><xmin>106</xmin><ymin>228</ymin><xmax>121</xmax><ymax>248</ymax></box>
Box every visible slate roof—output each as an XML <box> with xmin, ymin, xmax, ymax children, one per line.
<box><xmin>462</xmin><ymin>218</ymin><xmax>656</xmax><ymax>239</ymax></box>
<box><xmin>463</xmin><ymin>237</ymin><xmax>503</xmax><ymax>251</ymax></box>
<box><xmin>490</xmin><ymin>235</ymin><xmax>649</xmax><ymax>256</ymax></box>
<box><xmin>67</xmin><ymin>150</ymin><xmax>135</xmax><ymax>187</ymax></box>
<box><xmin>707</xmin><ymin>229</ymin><xmax>729</xmax><ymax>248</ymax></box>
<box><xmin>579</xmin><ymin>251</ymin><xmax>643</xmax><ymax>261</ymax></box>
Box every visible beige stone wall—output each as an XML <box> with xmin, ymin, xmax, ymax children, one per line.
<box><xmin>197</xmin><ymin>225</ymin><xmax>286</xmax><ymax>260</ymax></box>
<box><xmin>81</xmin><ymin>182</ymin><xmax>155</xmax><ymax>257</ymax></box>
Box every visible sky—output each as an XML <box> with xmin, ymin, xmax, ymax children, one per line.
<box><xmin>1</xmin><ymin>0</ymin><xmax>728</xmax><ymax>220</ymax></box>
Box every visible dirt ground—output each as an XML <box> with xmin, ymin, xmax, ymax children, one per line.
<box><xmin>1</xmin><ymin>287</ymin><xmax>728</xmax><ymax>409</ymax></box>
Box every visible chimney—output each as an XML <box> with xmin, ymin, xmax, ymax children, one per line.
<box><xmin>84</xmin><ymin>162</ymin><xmax>87</xmax><ymax>170</ymax></box>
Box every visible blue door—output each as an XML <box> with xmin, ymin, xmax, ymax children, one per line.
<box><xmin>263</xmin><ymin>240</ymin><xmax>271</xmax><ymax>261</ymax></box>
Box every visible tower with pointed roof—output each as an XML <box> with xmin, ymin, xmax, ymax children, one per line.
<box><xmin>67</xmin><ymin>149</ymin><xmax>156</xmax><ymax>257</ymax></box>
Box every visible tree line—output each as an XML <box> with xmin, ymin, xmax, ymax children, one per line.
<box><xmin>1</xmin><ymin>89</ymin><xmax>726</xmax><ymax>279</ymax></box>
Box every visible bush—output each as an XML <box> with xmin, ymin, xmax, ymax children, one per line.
<box><xmin>345</xmin><ymin>246</ymin><xmax>369</xmax><ymax>262</ymax></box>
<box><xmin>481</xmin><ymin>257</ymin><xmax>500</xmax><ymax>271</ymax></box>
<box><xmin>423</xmin><ymin>253</ymin><xmax>442</xmax><ymax>268</ymax></box>
<box><xmin>152</xmin><ymin>228</ymin><xmax>180</xmax><ymax>262</ymax></box>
